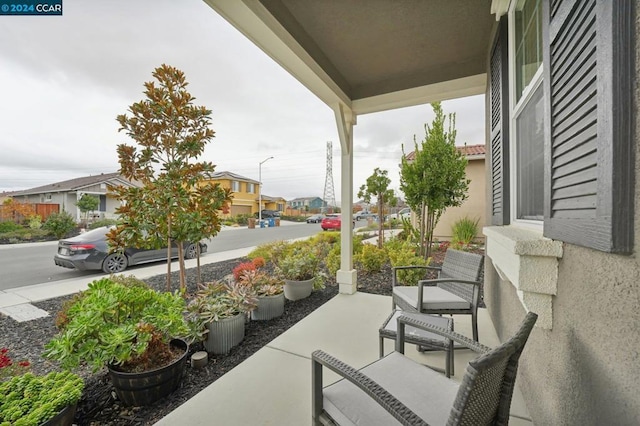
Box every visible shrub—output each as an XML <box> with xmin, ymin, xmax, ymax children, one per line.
<box><xmin>42</xmin><ymin>211</ymin><xmax>76</xmax><ymax>239</ymax></box>
<box><xmin>232</xmin><ymin>258</ymin><xmax>265</xmax><ymax>282</ymax></box>
<box><xmin>247</xmin><ymin>240</ymin><xmax>290</xmax><ymax>264</ymax></box>
<box><xmin>386</xmin><ymin>240</ymin><xmax>430</xmax><ymax>285</ymax></box>
<box><xmin>89</xmin><ymin>218</ymin><xmax>117</xmax><ymax>229</ymax></box>
<box><xmin>355</xmin><ymin>243</ymin><xmax>388</xmax><ymax>273</ymax></box>
<box><xmin>0</xmin><ymin>371</ymin><xmax>84</xmax><ymax>425</ymax></box>
<box><xmin>28</xmin><ymin>215</ymin><xmax>42</xmax><ymax>230</ymax></box>
<box><xmin>451</xmin><ymin>216</ymin><xmax>479</xmax><ymax>250</ymax></box>
<box><xmin>0</xmin><ymin>348</ymin><xmax>30</xmax><ymax>379</ymax></box>
<box><xmin>44</xmin><ymin>277</ymin><xmax>190</xmax><ymax>372</ymax></box>
<box><xmin>0</xmin><ymin>228</ymin><xmax>49</xmax><ymax>242</ymax></box>
<box><xmin>0</xmin><ymin>221</ymin><xmax>21</xmax><ymax>233</ymax></box>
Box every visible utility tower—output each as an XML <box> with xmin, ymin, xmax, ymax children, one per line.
<box><xmin>322</xmin><ymin>141</ymin><xmax>336</xmax><ymax>213</ymax></box>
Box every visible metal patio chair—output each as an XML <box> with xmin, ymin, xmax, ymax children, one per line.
<box><xmin>392</xmin><ymin>248</ymin><xmax>484</xmax><ymax>341</ymax></box>
<box><xmin>312</xmin><ymin>311</ymin><xmax>538</xmax><ymax>426</ymax></box>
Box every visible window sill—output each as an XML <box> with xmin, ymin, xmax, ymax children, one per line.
<box><xmin>483</xmin><ymin>226</ymin><xmax>563</xmax><ymax>329</ymax></box>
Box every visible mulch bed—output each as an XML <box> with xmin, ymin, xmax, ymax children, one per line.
<box><xmin>0</xmin><ymin>245</ymin><xmax>479</xmax><ymax>425</ymax></box>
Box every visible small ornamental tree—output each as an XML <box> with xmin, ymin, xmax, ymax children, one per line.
<box><xmin>0</xmin><ymin>198</ymin><xmax>36</xmax><ymax>224</ymax></box>
<box><xmin>76</xmin><ymin>194</ymin><xmax>99</xmax><ymax>225</ymax></box>
<box><xmin>357</xmin><ymin>168</ymin><xmax>396</xmax><ymax>248</ymax></box>
<box><xmin>400</xmin><ymin>102</ymin><xmax>469</xmax><ymax>260</ymax></box>
<box><xmin>108</xmin><ymin>64</ymin><xmax>232</xmax><ymax>291</ymax></box>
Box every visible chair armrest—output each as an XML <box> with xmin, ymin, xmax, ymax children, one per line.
<box><xmin>418</xmin><ymin>278</ymin><xmax>481</xmax><ymax>288</ymax></box>
<box><xmin>391</xmin><ymin>265</ymin><xmax>440</xmax><ymax>287</ymax></box>
<box><xmin>396</xmin><ymin>315</ymin><xmax>491</xmax><ymax>354</ymax></box>
<box><xmin>311</xmin><ymin>350</ymin><xmax>428</xmax><ymax>426</ymax></box>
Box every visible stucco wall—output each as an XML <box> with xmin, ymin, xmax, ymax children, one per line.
<box><xmin>484</xmin><ymin>10</ymin><xmax>640</xmax><ymax>423</ymax></box>
<box><xmin>433</xmin><ymin>158</ymin><xmax>486</xmax><ymax>240</ymax></box>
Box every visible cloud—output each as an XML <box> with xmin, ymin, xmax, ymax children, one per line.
<box><xmin>0</xmin><ymin>0</ymin><xmax>485</xmax><ymax>202</ymax></box>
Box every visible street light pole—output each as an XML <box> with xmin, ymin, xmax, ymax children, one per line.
<box><xmin>258</xmin><ymin>156</ymin><xmax>274</xmax><ymax>224</ymax></box>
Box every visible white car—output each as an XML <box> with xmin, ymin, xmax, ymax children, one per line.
<box><xmin>387</xmin><ymin>208</ymin><xmax>411</xmax><ymax>221</ymax></box>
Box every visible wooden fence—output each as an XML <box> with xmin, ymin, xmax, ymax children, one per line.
<box><xmin>0</xmin><ymin>203</ymin><xmax>60</xmax><ymax>223</ymax></box>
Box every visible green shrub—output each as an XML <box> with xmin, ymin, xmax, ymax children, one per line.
<box><xmin>247</xmin><ymin>240</ymin><xmax>291</xmax><ymax>264</ymax></box>
<box><xmin>354</xmin><ymin>243</ymin><xmax>388</xmax><ymax>273</ymax></box>
<box><xmin>0</xmin><ymin>228</ymin><xmax>50</xmax><ymax>241</ymax></box>
<box><xmin>0</xmin><ymin>371</ymin><xmax>84</xmax><ymax>425</ymax></box>
<box><xmin>28</xmin><ymin>215</ymin><xmax>42</xmax><ymax>230</ymax></box>
<box><xmin>89</xmin><ymin>218</ymin><xmax>117</xmax><ymax>229</ymax></box>
<box><xmin>42</xmin><ymin>211</ymin><xmax>76</xmax><ymax>239</ymax></box>
<box><xmin>386</xmin><ymin>240</ymin><xmax>429</xmax><ymax>285</ymax></box>
<box><xmin>326</xmin><ymin>244</ymin><xmax>341</xmax><ymax>277</ymax></box>
<box><xmin>0</xmin><ymin>221</ymin><xmax>21</xmax><ymax>233</ymax></box>
<box><xmin>233</xmin><ymin>214</ymin><xmax>251</xmax><ymax>226</ymax></box>
<box><xmin>451</xmin><ymin>216</ymin><xmax>479</xmax><ymax>250</ymax></box>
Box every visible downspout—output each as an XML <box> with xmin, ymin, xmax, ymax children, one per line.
<box><xmin>334</xmin><ymin>103</ymin><xmax>357</xmax><ymax>294</ymax></box>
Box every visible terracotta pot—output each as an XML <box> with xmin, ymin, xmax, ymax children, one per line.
<box><xmin>284</xmin><ymin>278</ymin><xmax>314</xmax><ymax>301</ymax></box>
<box><xmin>204</xmin><ymin>312</ymin><xmax>245</xmax><ymax>355</ymax></box>
<box><xmin>251</xmin><ymin>293</ymin><xmax>285</xmax><ymax>320</ymax></box>
<box><xmin>108</xmin><ymin>338</ymin><xmax>188</xmax><ymax>407</ymax></box>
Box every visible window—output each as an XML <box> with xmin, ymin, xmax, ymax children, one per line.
<box><xmin>510</xmin><ymin>0</ymin><xmax>544</xmax><ymax>222</ymax></box>
<box><xmin>247</xmin><ymin>183</ymin><xmax>255</xmax><ymax>193</ymax></box>
<box><xmin>231</xmin><ymin>181</ymin><xmax>240</xmax><ymax>192</ymax></box>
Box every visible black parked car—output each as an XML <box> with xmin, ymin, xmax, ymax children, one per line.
<box><xmin>254</xmin><ymin>209</ymin><xmax>281</xmax><ymax>218</ymax></box>
<box><xmin>53</xmin><ymin>226</ymin><xmax>208</xmax><ymax>274</ymax></box>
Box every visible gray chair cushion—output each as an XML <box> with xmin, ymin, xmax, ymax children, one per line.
<box><xmin>323</xmin><ymin>352</ymin><xmax>459</xmax><ymax>426</ymax></box>
<box><xmin>394</xmin><ymin>286</ymin><xmax>471</xmax><ymax>311</ymax></box>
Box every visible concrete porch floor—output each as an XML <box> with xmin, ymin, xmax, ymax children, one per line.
<box><xmin>156</xmin><ymin>292</ymin><xmax>532</xmax><ymax>425</ymax></box>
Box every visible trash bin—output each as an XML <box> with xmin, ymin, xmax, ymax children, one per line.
<box><xmin>248</xmin><ymin>218</ymin><xmax>256</xmax><ymax>229</ymax></box>
<box><xmin>268</xmin><ymin>218</ymin><xmax>275</xmax><ymax>227</ymax></box>
<box><xmin>275</xmin><ymin>218</ymin><xmax>280</xmax><ymax>227</ymax></box>
<box><xmin>259</xmin><ymin>220</ymin><xmax>266</xmax><ymax>228</ymax></box>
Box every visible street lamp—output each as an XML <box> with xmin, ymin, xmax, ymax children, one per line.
<box><xmin>258</xmin><ymin>156</ymin><xmax>274</xmax><ymax>224</ymax></box>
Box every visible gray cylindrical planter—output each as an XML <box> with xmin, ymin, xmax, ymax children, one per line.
<box><xmin>251</xmin><ymin>293</ymin><xmax>285</xmax><ymax>320</ymax></box>
<box><xmin>204</xmin><ymin>313</ymin><xmax>245</xmax><ymax>355</ymax></box>
<box><xmin>284</xmin><ymin>278</ymin><xmax>314</xmax><ymax>301</ymax></box>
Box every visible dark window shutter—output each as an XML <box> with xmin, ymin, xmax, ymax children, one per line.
<box><xmin>543</xmin><ymin>0</ymin><xmax>634</xmax><ymax>253</ymax></box>
<box><xmin>489</xmin><ymin>16</ymin><xmax>510</xmax><ymax>226</ymax></box>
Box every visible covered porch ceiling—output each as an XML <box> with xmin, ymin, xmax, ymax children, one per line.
<box><xmin>205</xmin><ymin>0</ymin><xmax>497</xmax><ymax>115</ymax></box>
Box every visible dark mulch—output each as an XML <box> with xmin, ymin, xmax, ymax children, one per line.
<box><xmin>0</xmin><ymin>246</ymin><xmax>476</xmax><ymax>425</ymax></box>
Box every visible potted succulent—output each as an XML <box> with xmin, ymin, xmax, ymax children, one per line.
<box><xmin>238</xmin><ymin>269</ymin><xmax>285</xmax><ymax>320</ymax></box>
<box><xmin>0</xmin><ymin>371</ymin><xmax>84</xmax><ymax>426</ymax></box>
<box><xmin>187</xmin><ymin>279</ymin><xmax>257</xmax><ymax>355</ymax></box>
<box><xmin>43</xmin><ymin>276</ymin><xmax>191</xmax><ymax>407</ymax></box>
<box><xmin>276</xmin><ymin>250</ymin><xmax>324</xmax><ymax>301</ymax></box>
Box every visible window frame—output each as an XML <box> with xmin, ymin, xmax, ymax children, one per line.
<box><xmin>507</xmin><ymin>0</ymin><xmax>545</xmax><ymax>230</ymax></box>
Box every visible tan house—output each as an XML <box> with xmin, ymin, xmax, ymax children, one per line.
<box><xmin>5</xmin><ymin>172</ymin><xmax>139</xmax><ymax>222</ymax></box>
<box><xmin>209</xmin><ymin>171</ymin><xmax>286</xmax><ymax>216</ymax></box>
<box><xmin>207</xmin><ymin>1</ymin><xmax>640</xmax><ymax>424</ymax></box>
<box><xmin>406</xmin><ymin>144</ymin><xmax>486</xmax><ymax>240</ymax></box>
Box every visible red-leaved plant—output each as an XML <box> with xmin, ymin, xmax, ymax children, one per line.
<box><xmin>0</xmin><ymin>348</ymin><xmax>30</xmax><ymax>380</ymax></box>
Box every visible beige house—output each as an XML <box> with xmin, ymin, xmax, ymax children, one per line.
<box><xmin>406</xmin><ymin>144</ymin><xmax>486</xmax><ymax>240</ymax></box>
<box><xmin>209</xmin><ymin>171</ymin><xmax>286</xmax><ymax>216</ymax></box>
<box><xmin>206</xmin><ymin>1</ymin><xmax>639</xmax><ymax>424</ymax></box>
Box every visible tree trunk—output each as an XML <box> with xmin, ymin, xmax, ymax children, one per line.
<box><xmin>177</xmin><ymin>242</ymin><xmax>186</xmax><ymax>290</ymax></box>
<box><xmin>196</xmin><ymin>243</ymin><xmax>202</xmax><ymax>284</ymax></box>
<box><xmin>166</xmin><ymin>219</ymin><xmax>172</xmax><ymax>292</ymax></box>
<box><xmin>377</xmin><ymin>196</ymin><xmax>384</xmax><ymax>248</ymax></box>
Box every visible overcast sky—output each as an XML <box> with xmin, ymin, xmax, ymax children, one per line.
<box><xmin>0</xmin><ymin>0</ymin><xmax>485</xmax><ymax>202</ymax></box>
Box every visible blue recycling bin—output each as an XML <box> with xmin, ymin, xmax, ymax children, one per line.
<box><xmin>259</xmin><ymin>220</ymin><xmax>266</xmax><ymax>228</ymax></box>
<box><xmin>268</xmin><ymin>218</ymin><xmax>275</xmax><ymax>227</ymax></box>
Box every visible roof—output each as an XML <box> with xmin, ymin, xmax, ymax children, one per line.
<box><xmin>210</xmin><ymin>171</ymin><xmax>259</xmax><ymax>184</ymax></box>
<box><xmin>7</xmin><ymin>172</ymin><xmax>138</xmax><ymax>196</ymax></box>
<box><xmin>205</xmin><ymin>0</ymin><xmax>495</xmax><ymax>114</ymax></box>
<box><xmin>405</xmin><ymin>144</ymin><xmax>486</xmax><ymax>161</ymax></box>
<box><xmin>289</xmin><ymin>196</ymin><xmax>323</xmax><ymax>202</ymax></box>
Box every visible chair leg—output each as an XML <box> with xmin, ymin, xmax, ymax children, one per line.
<box><xmin>312</xmin><ymin>358</ymin><xmax>324</xmax><ymax>425</ymax></box>
<box><xmin>472</xmin><ymin>314</ymin><xmax>478</xmax><ymax>342</ymax></box>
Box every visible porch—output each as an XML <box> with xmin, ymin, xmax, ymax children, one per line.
<box><xmin>156</xmin><ymin>292</ymin><xmax>532</xmax><ymax>425</ymax></box>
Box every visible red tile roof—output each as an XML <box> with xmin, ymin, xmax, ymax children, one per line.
<box><xmin>404</xmin><ymin>144</ymin><xmax>485</xmax><ymax>161</ymax></box>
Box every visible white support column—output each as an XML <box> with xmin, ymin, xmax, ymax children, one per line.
<box><xmin>334</xmin><ymin>103</ymin><xmax>357</xmax><ymax>294</ymax></box>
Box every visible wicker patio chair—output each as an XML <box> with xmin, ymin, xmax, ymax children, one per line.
<box><xmin>312</xmin><ymin>311</ymin><xmax>537</xmax><ymax>426</ymax></box>
<box><xmin>392</xmin><ymin>248</ymin><xmax>484</xmax><ymax>341</ymax></box>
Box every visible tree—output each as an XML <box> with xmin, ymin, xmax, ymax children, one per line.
<box><xmin>0</xmin><ymin>198</ymin><xmax>35</xmax><ymax>224</ymax></box>
<box><xmin>400</xmin><ymin>102</ymin><xmax>469</xmax><ymax>260</ymax></box>
<box><xmin>108</xmin><ymin>64</ymin><xmax>232</xmax><ymax>291</ymax></box>
<box><xmin>357</xmin><ymin>168</ymin><xmax>396</xmax><ymax>248</ymax></box>
<box><xmin>76</xmin><ymin>194</ymin><xmax>99</xmax><ymax>225</ymax></box>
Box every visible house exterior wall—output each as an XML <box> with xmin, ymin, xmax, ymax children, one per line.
<box><xmin>483</xmin><ymin>5</ymin><xmax>640</xmax><ymax>424</ymax></box>
<box><xmin>433</xmin><ymin>157</ymin><xmax>486</xmax><ymax>240</ymax></box>
<box><xmin>210</xmin><ymin>177</ymin><xmax>258</xmax><ymax>216</ymax></box>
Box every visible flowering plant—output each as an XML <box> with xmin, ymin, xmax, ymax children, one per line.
<box><xmin>0</xmin><ymin>348</ymin><xmax>30</xmax><ymax>380</ymax></box>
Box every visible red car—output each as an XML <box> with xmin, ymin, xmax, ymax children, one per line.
<box><xmin>320</xmin><ymin>214</ymin><xmax>354</xmax><ymax>231</ymax></box>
